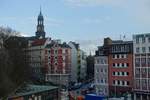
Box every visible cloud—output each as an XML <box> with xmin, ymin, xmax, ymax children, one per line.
<box><xmin>83</xmin><ymin>16</ymin><xmax>111</xmax><ymax>24</ymax></box>
<box><xmin>129</xmin><ymin>0</ymin><xmax>150</xmax><ymax>25</ymax></box>
<box><xmin>83</xmin><ymin>18</ymin><xmax>102</xmax><ymax>24</ymax></box>
<box><xmin>64</xmin><ymin>0</ymin><xmax>150</xmax><ymax>27</ymax></box>
<box><xmin>44</xmin><ymin>17</ymin><xmax>64</xmax><ymax>27</ymax></box>
<box><xmin>21</xmin><ymin>33</ymin><xmax>30</xmax><ymax>37</ymax></box>
<box><xmin>75</xmin><ymin>39</ymin><xmax>103</xmax><ymax>55</ymax></box>
<box><xmin>64</xmin><ymin>0</ymin><xmax>126</xmax><ymax>7</ymax></box>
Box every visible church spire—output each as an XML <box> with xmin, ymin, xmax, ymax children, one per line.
<box><xmin>35</xmin><ymin>7</ymin><xmax>45</xmax><ymax>39</ymax></box>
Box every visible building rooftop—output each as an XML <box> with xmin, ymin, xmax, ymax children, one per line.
<box><xmin>112</xmin><ymin>40</ymin><xmax>133</xmax><ymax>44</ymax></box>
<box><xmin>31</xmin><ymin>38</ymin><xmax>47</xmax><ymax>46</ymax></box>
<box><xmin>46</xmin><ymin>41</ymin><xmax>71</xmax><ymax>48</ymax></box>
<box><xmin>10</xmin><ymin>84</ymin><xmax>58</xmax><ymax>98</ymax></box>
<box><xmin>133</xmin><ymin>33</ymin><xmax>150</xmax><ymax>37</ymax></box>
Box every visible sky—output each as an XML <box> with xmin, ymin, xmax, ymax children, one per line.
<box><xmin>0</xmin><ymin>0</ymin><xmax>150</xmax><ymax>55</ymax></box>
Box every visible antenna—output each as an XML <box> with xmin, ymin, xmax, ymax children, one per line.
<box><xmin>40</xmin><ymin>5</ymin><xmax>41</xmax><ymax>12</ymax></box>
<box><xmin>120</xmin><ymin>34</ymin><xmax>122</xmax><ymax>40</ymax></box>
<box><xmin>123</xmin><ymin>34</ymin><xmax>126</xmax><ymax>41</ymax></box>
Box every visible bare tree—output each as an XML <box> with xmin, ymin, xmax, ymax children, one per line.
<box><xmin>0</xmin><ymin>27</ymin><xmax>31</xmax><ymax>98</ymax></box>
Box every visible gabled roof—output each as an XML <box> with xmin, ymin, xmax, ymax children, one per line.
<box><xmin>31</xmin><ymin>38</ymin><xmax>47</xmax><ymax>46</ymax></box>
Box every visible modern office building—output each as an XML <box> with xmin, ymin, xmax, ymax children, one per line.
<box><xmin>133</xmin><ymin>33</ymin><xmax>150</xmax><ymax>100</ymax></box>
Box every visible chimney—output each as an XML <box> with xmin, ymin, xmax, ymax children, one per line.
<box><xmin>104</xmin><ymin>37</ymin><xmax>112</xmax><ymax>46</ymax></box>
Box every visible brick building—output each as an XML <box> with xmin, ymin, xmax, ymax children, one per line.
<box><xmin>95</xmin><ymin>37</ymin><xmax>133</xmax><ymax>97</ymax></box>
<box><xmin>108</xmin><ymin>39</ymin><xmax>133</xmax><ymax>96</ymax></box>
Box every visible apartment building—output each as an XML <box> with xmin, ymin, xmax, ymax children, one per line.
<box><xmin>45</xmin><ymin>40</ymin><xmax>71</xmax><ymax>86</ymax></box>
<box><xmin>108</xmin><ymin>39</ymin><xmax>133</xmax><ymax>96</ymax></box>
<box><xmin>95</xmin><ymin>55</ymin><xmax>109</xmax><ymax>96</ymax></box>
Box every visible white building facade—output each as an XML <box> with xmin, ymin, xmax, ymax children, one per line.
<box><xmin>68</xmin><ymin>42</ymin><xmax>78</xmax><ymax>83</ymax></box>
<box><xmin>133</xmin><ymin>33</ymin><xmax>150</xmax><ymax>100</ymax></box>
<box><xmin>68</xmin><ymin>42</ymin><xmax>87</xmax><ymax>83</ymax></box>
<box><xmin>79</xmin><ymin>50</ymin><xmax>87</xmax><ymax>81</ymax></box>
<box><xmin>94</xmin><ymin>56</ymin><xmax>109</xmax><ymax>96</ymax></box>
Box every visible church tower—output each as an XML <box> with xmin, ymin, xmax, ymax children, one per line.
<box><xmin>35</xmin><ymin>8</ymin><xmax>45</xmax><ymax>38</ymax></box>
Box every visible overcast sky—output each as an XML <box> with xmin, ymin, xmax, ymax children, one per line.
<box><xmin>0</xmin><ymin>0</ymin><xmax>150</xmax><ymax>54</ymax></box>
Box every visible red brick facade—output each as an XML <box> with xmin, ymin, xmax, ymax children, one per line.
<box><xmin>108</xmin><ymin>53</ymin><xmax>133</xmax><ymax>95</ymax></box>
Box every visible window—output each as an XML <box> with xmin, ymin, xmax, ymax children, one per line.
<box><xmin>149</xmin><ymin>47</ymin><xmax>150</xmax><ymax>52</ymax></box>
<box><xmin>117</xmin><ymin>63</ymin><xmax>119</xmax><ymax>67</ymax></box>
<box><xmin>96</xmin><ymin>69</ymin><xmax>99</xmax><ymax>73</ymax></box>
<box><xmin>142</xmin><ymin>47</ymin><xmax>146</xmax><ymax>53</ymax></box>
<box><xmin>118</xmin><ymin>81</ymin><xmax>120</xmax><ymax>85</ymax></box>
<box><xmin>148</xmin><ymin>37</ymin><xmax>150</xmax><ymax>43</ymax></box>
<box><xmin>113</xmin><ymin>55</ymin><xmax>115</xmax><ymax>58</ymax></box>
<box><xmin>142</xmin><ymin>37</ymin><xmax>145</xmax><ymax>43</ymax></box>
<box><xmin>113</xmin><ymin>80</ymin><xmax>115</xmax><ymax>85</ymax></box>
<box><xmin>48</xmin><ymin>50</ymin><xmax>50</xmax><ymax>53</ymax></box>
<box><xmin>122</xmin><ymin>72</ymin><xmax>124</xmax><ymax>76</ymax></box>
<box><xmin>141</xmin><ymin>58</ymin><xmax>146</xmax><ymax>65</ymax></box>
<box><xmin>136</xmin><ymin>47</ymin><xmax>140</xmax><ymax>53</ymax></box>
<box><xmin>148</xmin><ymin>58</ymin><xmax>150</xmax><ymax>65</ymax></box>
<box><xmin>142</xmin><ymin>79</ymin><xmax>147</xmax><ymax>87</ymax></box>
<box><xmin>127</xmin><ymin>63</ymin><xmax>129</xmax><ymax>67</ymax></box>
<box><xmin>127</xmin><ymin>72</ymin><xmax>129</xmax><ymax>76</ymax></box>
<box><xmin>55</xmin><ymin>63</ymin><xmax>57</xmax><ymax>66</ymax></box>
<box><xmin>122</xmin><ymin>63</ymin><xmax>124</xmax><ymax>67</ymax></box>
<box><xmin>97</xmin><ymin>59</ymin><xmax>99</xmax><ymax>64</ymax></box>
<box><xmin>135</xmin><ymin>58</ymin><xmax>140</xmax><ymax>67</ymax></box>
<box><xmin>117</xmin><ymin>55</ymin><xmax>119</xmax><ymax>58</ymax></box>
<box><xmin>121</xmin><ymin>54</ymin><xmax>124</xmax><ymax>58</ymax></box>
<box><xmin>105</xmin><ymin>69</ymin><xmax>107</xmax><ymax>73</ymax></box>
<box><xmin>113</xmin><ymin>63</ymin><xmax>115</xmax><ymax>67</ymax></box>
<box><xmin>136</xmin><ymin>37</ymin><xmax>139</xmax><ymax>43</ymax></box>
<box><xmin>101</xmin><ymin>69</ymin><xmax>103</xmax><ymax>72</ymax></box>
<box><xmin>55</xmin><ymin>57</ymin><xmax>57</xmax><ymax>59</ymax></box>
<box><xmin>113</xmin><ymin>72</ymin><xmax>115</xmax><ymax>76</ymax></box>
<box><xmin>135</xmin><ymin>68</ymin><xmax>140</xmax><ymax>75</ymax></box>
<box><xmin>122</xmin><ymin>81</ymin><xmax>125</xmax><ymax>85</ymax></box>
<box><xmin>118</xmin><ymin>72</ymin><xmax>120</xmax><ymax>76</ymax></box>
<box><xmin>127</xmin><ymin>81</ymin><xmax>129</xmax><ymax>85</ymax></box>
<box><xmin>55</xmin><ymin>50</ymin><xmax>58</xmax><ymax>54</ymax></box>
